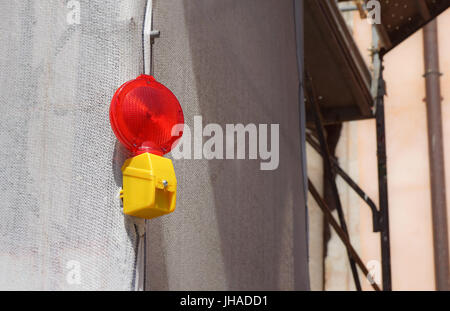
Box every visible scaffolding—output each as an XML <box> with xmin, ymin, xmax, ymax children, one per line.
<box><xmin>304</xmin><ymin>0</ymin><xmax>450</xmax><ymax>291</ymax></box>
<box><xmin>305</xmin><ymin>53</ymin><xmax>389</xmax><ymax>291</ymax></box>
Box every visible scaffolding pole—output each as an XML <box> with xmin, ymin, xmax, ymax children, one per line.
<box><xmin>305</xmin><ymin>73</ymin><xmax>362</xmax><ymax>291</ymax></box>
<box><xmin>374</xmin><ymin>56</ymin><xmax>392</xmax><ymax>291</ymax></box>
<box><xmin>423</xmin><ymin>19</ymin><xmax>450</xmax><ymax>291</ymax></box>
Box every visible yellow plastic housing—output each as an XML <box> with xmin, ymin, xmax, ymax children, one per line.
<box><xmin>121</xmin><ymin>153</ymin><xmax>177</xmax><ymax>219</ymax></box>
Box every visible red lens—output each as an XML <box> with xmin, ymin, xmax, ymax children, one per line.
<box><xmin>110</xmin><ymin>75</ymin><xmax>184</xmax><ymax>156</ymax></box>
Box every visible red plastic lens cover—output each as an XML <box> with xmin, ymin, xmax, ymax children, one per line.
<box><xmin>110</xmin><ymin>75</ymin><xmax>184</xmax><ymax>156</ymax></box>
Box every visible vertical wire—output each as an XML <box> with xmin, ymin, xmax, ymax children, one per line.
<box><xmin>139</xmin><ymin>0</ymin><xmax>153</xmax><ymax>291</ymax></box>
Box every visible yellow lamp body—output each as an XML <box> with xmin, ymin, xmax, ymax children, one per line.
<box><xmin>121</xmin><ymin>153</ymin><xmax>177</xmax><ymax>219</ymax></box>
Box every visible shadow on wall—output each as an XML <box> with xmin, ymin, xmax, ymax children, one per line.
<box><xmin>176</xmin><ymin>0</ymin><xmax>306</xmax><ymax>290</ymax></box>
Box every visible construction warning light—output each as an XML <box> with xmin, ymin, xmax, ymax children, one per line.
<box><xmin>110</xmin><ymin>74</ymin><xmax>184</xmax><ymax>219</ymax></box>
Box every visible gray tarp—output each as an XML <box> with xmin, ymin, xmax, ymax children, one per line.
<box><xmin>0</xmin><ymin>0</ymin><xmax>308</xmax><ymax>290</ymax></box>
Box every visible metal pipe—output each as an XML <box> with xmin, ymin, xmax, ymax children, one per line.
<box><xmin>305</xmin><ymin>73</ymin><xmax>362</xmax><ymax>290</ymax></box>
<box><xmin>308</xmin><ymin>179</ymin><xmax>381</xmax><ymax>291</ymax></box>
<box><xmin>374</xmin><ymin>57</ymin><xmax>392</xmax><ymax>291</ymax></box>
<box><xmin>423</xmin><ymin>19</ymin><xmax>450</xmax><ymax>291</ymax></box>
<box><xmin>306</xmin><ymin>133</ymin><xmax>381</xmax><ymax>232</ymax></box>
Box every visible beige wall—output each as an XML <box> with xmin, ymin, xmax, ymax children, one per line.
<box><xmin>324</xmin><ymin>122</ymin><xmax>364</xmax><ymax>290</ymax></box>
<box><xmin>307</xmin><ymin>144</ymin><xmax>324</xmax><ymax>291</ymax></box>
<box><xmin>346</xmin><ymin>10</ymin><xmax>450</xmax><ymax>291</ymax></box>
<box><xmin>307</xmin><ymin>7</ymin><xmax>450</xmax><ymax>291</ymax></box>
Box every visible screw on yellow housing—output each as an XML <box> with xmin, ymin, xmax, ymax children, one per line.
<box><xmin>121</xmin><ymin>152</ymin><xmax>177</xmax><ymax>219</ymax></box>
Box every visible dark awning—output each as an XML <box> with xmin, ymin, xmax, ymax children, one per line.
<box><xmin>305</xmin><ymin>0</ymin><xmax>373</xmax><ymax>125</ymax></box>
<box><xmin>305</xmin><ymin>0</ymin><xmax>449</xmax><ymax>125</ymax></box>
<box><xmin>368</xmin><ymin>0</ymin><xmax>449</xmax><ymax>55</ymax></box>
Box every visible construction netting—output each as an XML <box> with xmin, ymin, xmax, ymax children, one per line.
<box><xmin>0</xmin><ymin>0</ymin><xmax>309</xmax><ymax>290</ymax></box>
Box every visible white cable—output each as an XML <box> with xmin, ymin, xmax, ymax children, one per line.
<box><xmin>143</xmin><ymin>0</ymin><xmax>153</xmax><ymax>75</ymax></box>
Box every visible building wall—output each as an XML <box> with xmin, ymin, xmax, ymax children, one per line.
<box><xmin>324</xmin><ymin>122</ymin><xmax>363</xmax><ymax>291</ymax></box>
<box><xmin>326</xmin><ymin>9</ymin><xmax>450</xmax><ymax>290</ymax></box>
<box><xmin>307</xmin><ymin>144</ymin><xmax>324</xmax><ymax>291</ymax></box>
